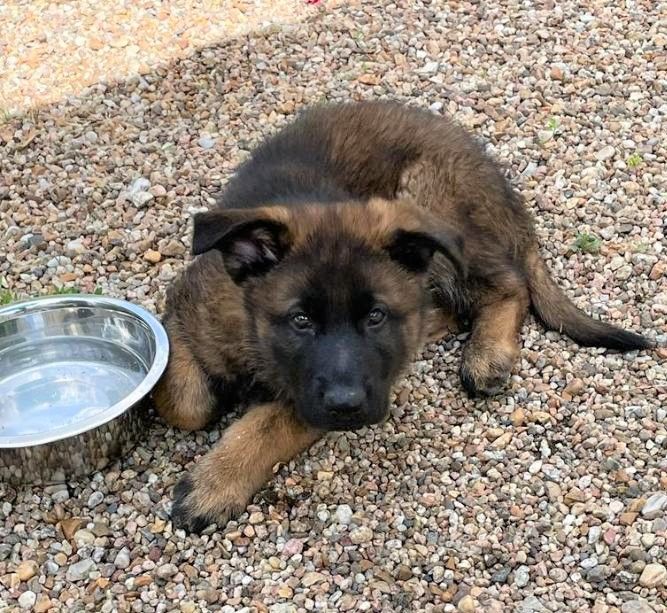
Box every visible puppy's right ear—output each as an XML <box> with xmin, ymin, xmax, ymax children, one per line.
<box><xmin>386</xmin><ymin>227</ymin><xmax>466</xmax><ymax>277</ymax></box>
<box><xmin>192</xmin><ymin>208</ymin><xmax>291</xmax><ymax>283</ymax></box>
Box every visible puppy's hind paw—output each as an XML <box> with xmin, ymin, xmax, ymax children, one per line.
<box><xmin>459</xmin><ymin>346</ymin><xmax>514</xmax><ymax>398</ymax></box>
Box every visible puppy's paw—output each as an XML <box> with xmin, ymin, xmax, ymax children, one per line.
<box><xmin>459</xmin><ymin>345</ymin><xmax>514</xmax><ymax>397</ymax></box>
<box><xmin>171</xmin><ymin>472</ymin><xmax>250</xmax><ymax>533</ymax></box>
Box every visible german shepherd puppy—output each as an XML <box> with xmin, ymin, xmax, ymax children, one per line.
<box><xmin>154</xmin><ymin>101</ymin><xmax>652</xmax><ymax>531</ymax></box>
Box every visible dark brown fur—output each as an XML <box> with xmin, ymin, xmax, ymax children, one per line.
<box><xmin>155</xmin><ymin>101</ymin><xmax>652</xmax><ymax>531</ymax></box>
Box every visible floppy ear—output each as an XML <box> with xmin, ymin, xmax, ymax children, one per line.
<box><xmin>386</xmin><ymin>228</ymin><xmax>465</xmax><ymax>276</ymax></box>
<box><xmin>192</xmin><ymin>209</ymin><xmax>291</xmax><ymax>283</ymax></box>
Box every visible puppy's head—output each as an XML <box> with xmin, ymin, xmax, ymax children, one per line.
<box><xmin>192</xmin><ymin>199</ymin><xmax>464</xmax><ymax>431</ymax></box>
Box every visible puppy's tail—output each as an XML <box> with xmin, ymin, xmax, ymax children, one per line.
<box><xmin>525</xmin><ymin>247</ymin><xmax>653</xmax><ymax>351</ymax></box>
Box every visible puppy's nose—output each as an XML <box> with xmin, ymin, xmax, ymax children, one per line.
<box><xmin>323</xmin><ymin>386</ymin><xmax>366</xmax><ymax>415</ymax></box>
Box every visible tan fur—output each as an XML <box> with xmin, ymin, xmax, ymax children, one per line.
<box><xmin>424</xmin><ymin>307</ymin><xmax>459</xmax><ymax>343</ymax></box>
<box><xmin>174</xmin><ymin>403</ymin><xmax>321</xmax><ymax>526</ymax></box>
<box><xmin>153</xmin><ymin>325</ymin><xmax>215</xmax><ymax>431</ymax></box>
<box><xmin>461</xmin><ymin>288</ymin><xmax>530</xmax><ymax>395</ymax></box>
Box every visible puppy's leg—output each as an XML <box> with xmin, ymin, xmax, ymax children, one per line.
<box><xmin>460</xmin><ymin>286</ymin><xmax>529</xmax><ymax>397</ymax></box>
<box><xmin>171</xmin><ymin>402</ymin><xmax>322</xmax><ymax>532</ymax></box>
<box><xmin>424</xmin><ymin>306</ymin><xmax>458</xmax><ymax>343</ymax></box>
<box><xmin>153</xmin><ymin>330</ymin><xmax>216</xmax><ymax>431</ymax></box>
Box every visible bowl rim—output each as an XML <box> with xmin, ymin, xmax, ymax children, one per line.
<box><xmin>0</xmin><ymin>294</ymin><xmax>169</xmax><ymax>448</ymax></box>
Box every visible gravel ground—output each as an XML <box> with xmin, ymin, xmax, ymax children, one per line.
<box><xmin>0</xmin><ymin>0</ymin><xmax>316</xmax><ymax>114</ymax></box>
<box><xmin>1</xmin><ymin>1</ymin><xmax>667</xmax><ymax>612</ymax></box>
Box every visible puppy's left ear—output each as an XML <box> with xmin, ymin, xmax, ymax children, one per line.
<box><xmin>386</xmin><ymin>228</ymin><xmax>465</xmax><ymax>276</ymax></box>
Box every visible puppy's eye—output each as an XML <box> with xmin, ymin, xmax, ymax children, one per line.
<box><xmin>290</xmin><ymin>312</ymin><xmax>314</xmax><ymax>332</ymax></box>
<box><xmin>367</xmin><ymin>307</ymin><xmax>387</xmax><ymax>327</ymax></box>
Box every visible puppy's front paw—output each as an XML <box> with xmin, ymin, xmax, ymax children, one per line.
<box><xmin>459</xmin><ymin>345</ymin><xmax>514</xmax><ymax>397</ymax></box>
<box><xmin>171</xmin><ymin>472</ymin><xmax>251</xmax><ymax>533</ymax></box>
<box><xmin>169</xmin><ymin>402</ymin><xmax>321</xmax><ymax>533</ymax></box>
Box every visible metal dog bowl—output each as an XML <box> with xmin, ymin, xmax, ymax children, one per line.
<box><xmin>0</xmin><ymin>295</ymin><xmax>169</xmax><ymax>485</ymax></box>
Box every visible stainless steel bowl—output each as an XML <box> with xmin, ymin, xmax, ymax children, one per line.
<box><xmin>0</xmin><ymin>295</ymin><xmax>169</xmax><ymax>485</ymax></box>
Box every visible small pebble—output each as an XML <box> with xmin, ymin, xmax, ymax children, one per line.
<box><xmin>641</xmin><ymin>492</ymin><xmax>667</xmax><ymax>519</ymax></box>
<box><xmin>282</xmin><ymin>538</ymin><xmax>304</xmax><ymax>557</ymax></box>
<box><xmin>510</xmin><ymin>408</ymin><xmax>525</xmax><ymax>427</ymax></box>
<box><xmin>335</xmin><ymin>504</ymin><xmax>353</xmax><ymax>525</ymax></box>
<box><xmin>156</xmin><ymin>563</ymin><xmax>179</xmax><ymax>580</ymax></box>
<box><xmin>15</xmin><ymin>560</ymin><xmax>39</xmax><ymax>581</ymax></box>
<box><xmin>34</xmin><ymin>596</ymin><xmax>53</xmax><ymax>613</ymax></box>
<box><xmin>596</xmin><ymin>145</ymin><xmax>615</xmax><ymax>161</ymax></box>
<box><xmin>66</xmin><ymin>559</ymin><xmax>97</xmax><ymax>582</ymax></box>
<box><xmin>87</xmin><ymin>491</ymin><xmax>104</xmax><ymax>508</ymax></box>
<box><xmin>73</xmin><ymin>529</ymin><xmax>95</xmax><ymax>548</ymax></box>
<box><xmin>114</xmin><ymin>548</ymin><xmax>131</xmax><ymax>569</ymax></box>
<box><xmin>514</xmin><ymin>565</ymin><xmax>530</xmax><ymax>587</ymax></box>
<box><xmin>198</xmin><ymin>135</ymin><xmax>216</xmax><ymax>149</ymax></box>
<box><xmin>349</xmin><ymin>526</ymin><xmax>374</xmax><ymax>544</ymax></box>
<box><xmin>249</xmin><ymin>511</ymin><xmax>264</xmax><ymax>525</ymax></box>
<box><xmin>18</xmin><ymin>591</ymin><xmax>36</xmax><ymax>610</ymax></box>
<box><xmin>638</xmin><ymin>563</ymin><xmax>667</xmax><ymax>588</ymax></box>
<box><xmin>458</xmin><ymin>595</ymin><xmax>476</xmax><ymax>613</ymax></box>
<box><xmin>143</xmin><ymin>249</ymin><xmax>162</xmax><ymax>264</ymax></box>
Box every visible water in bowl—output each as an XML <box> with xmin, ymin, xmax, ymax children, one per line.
<box><xmin>0</xmin><ymin>336</ymin><xmax>147</xmax><ymax>436</ymax></box>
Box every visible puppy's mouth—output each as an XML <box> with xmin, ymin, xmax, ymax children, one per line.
<box><xmin>325</xmin><ymin>417</ymin><xmax>370</xmax><ymax>432</ymax></box>
<box><xmin>296</xmin><ymin>404</ymin><xmax>388</xmax><ymax>432</ymax></box>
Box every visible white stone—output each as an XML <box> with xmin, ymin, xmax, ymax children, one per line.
<box><xmin>588</xmin><ymin>526</ymin><xmax>601</xmax><ymax>544</ymax></box>
<box><xmin>66</xmin><ymin>558</ymin><xmax>96</xmax><ymax>582</ymax></box>
<box><xmin>131</xmin><ymin>191</ymin><xmax>154</xmax><ymax>207</ymax></box>
<box><xmin>335</xmin><ymin>504</ymin><xmax>353</xmax><ymax>525</ymax></box>
<box><xmin>349</xmin><ymin>526</ymin><xmax>373</xmax><ymax>544</ymax></box>
<box><xmin>597</xmin><ymin>145</ymin><xmax>615</xmax><ymax>161</ymax></box>
<box><xmin>88</xmin><ymin>491</ymin><xmax>104</xmax><ymax>508</ymax></box>
<box><xmin>641</xmin><ymin>492</ymin><xmax>667</xmax><ymax>519</ymax></box>
<box><xmin>18</xmin><ymin>591</ymin><xmax>36</xmax><ymax>610</ymax></box>
<box><xmin>114</xmin><ymin>548</ymin><xmax>131</xmax><ymax>569</ymax></box>
<box><xmin>65</xmin><ymin>240</ymin><xmax>85</xmax><ymax>256</ymax></box>
<box><xmin>198</xmin><ymin>135</ymin><xmax>216</xmax><ymax>149</ymax></box>
<box><xmin>639</xmin><ymin>563</ymin><xmax>667</xmax><ymax>588</ymax></box>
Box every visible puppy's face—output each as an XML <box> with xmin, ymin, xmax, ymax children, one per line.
<box><xmin>251</xmin><ymin>242</ymin><xmax>426</xmax><ymax>430</ymax></box>
<box><xmin>192</xmin><ymin>199</ymin><xmax>464</xmax><ymax>431</ymax></box>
